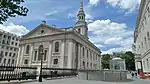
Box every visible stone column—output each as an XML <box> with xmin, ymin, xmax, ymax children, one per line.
<box><xmin>29</xmin><ymin>44</ymin><xmax>33</xmax><ymax>67</ymax></box>
<box><xmin>78</xmin><ymin>43</ymin><xmax>81</xmax><ymax>69</ymax></box>
<box><xmin>60</xmin><ymin>40</ymin><xmax>65</xmax><ymax>68</ymax></box>
<box><xmin>67</xmin><ymin>40</ymin><xmax>73</xmax><ymax>68</ymax></box>
<box><xmin>18</xmin><ymin>44</ymin><xmax>25</xmax><ymax>66</ymax></box>
<box><xmin>85</xmin><ymin>48</ymin><xmax>87</xmax><ymax>69</ymax></box>
<box><xmin>47</xmin><ymin>41</ymin><xmax>52</xmax><ymax>68</ymax></box>
<box><xmin>16</xmin><ymin>46</ymin><xmax>21</xmax><ymax>66</ymax></box>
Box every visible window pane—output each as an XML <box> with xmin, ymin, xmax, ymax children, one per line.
<box><xmin>55</xmin><ymin>42</ymin><xmax>59</xmax><ymax>52</ymax></box>
<box><xmin>26</xmin><ymin>45</ymin><xmax>30</xmax><ymax>54</ymax></box>
<box><xmin>44</xmin><ymin>50</ymin><xmax>47</xmax><ymax>61</ymax></box>
<box><xmin>34</xmin><ymin>51</ymin><xmax>37</xmax><ymax>61</ymax></box>
<box><xmin>53</xmin><ymin>59</ymin><xmax>58</xmax><ymax>64</ymax></box>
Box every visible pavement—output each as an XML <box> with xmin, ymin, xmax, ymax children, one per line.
<box><xmin>0</xmin><ymin>74</ymin><xmax>150</xmax><ymax>84</ymax></box>
<box><xmin>0</xmin><ymin>79</ymin><xmax>37</xmax><ymax>84</ymax></box>
<box><xmin>25</xmin><ymin>77</ymin><xmax>150</xmax><ymax>84</ymax></box>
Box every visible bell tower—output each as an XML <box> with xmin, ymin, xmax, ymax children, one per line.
<box><xmin>75</xmin><ymin>0</ymin><xmax>88</xmax><ymax>39</ymax></box>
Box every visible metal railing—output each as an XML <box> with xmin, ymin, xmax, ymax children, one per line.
<box><xmin>0</xmin><ymin>65</ymin><xmax>78</xmax><ymax>82</ymax></box>
<box><xmin>0</xmin><ymin>65</ymin><xmax>37</xmax><ymax>81</ymax></box>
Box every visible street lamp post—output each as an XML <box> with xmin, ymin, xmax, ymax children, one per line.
<box><xmin>38</xmin><ymin>45</ymin><xmax>44</xmax><ymax>82</ymax></box>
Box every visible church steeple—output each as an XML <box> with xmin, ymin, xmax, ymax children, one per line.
<box><xmin>77</xmin><ymin>0</ymin><xmax>85</xmax><ymax>22</ymax></box>
<box><xmin>75</xmin><ymin>0</ymin><xmax>88</xmax><ymax>39</ymax></box>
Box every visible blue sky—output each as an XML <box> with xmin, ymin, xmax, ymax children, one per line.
<box><xmin>0</xmin><ymin>0</ymin><xmax>141</xmax><ymax>54</ymax></box>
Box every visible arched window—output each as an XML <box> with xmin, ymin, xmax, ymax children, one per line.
<box><xmin>26</xmin><ymin>45</ymin><xmax>30</xmax><ymax>54</ymax></box>
<box><xmin>53</xmin><ymin>59</ymin><xmax>58</xmax><ymax>64</ymax></box>
<box><xmin>24</xmin><ymin>59</ymin><xmax>28</xmax><ymax>64</ymax></box>
<box><xmin>79</xmin><ymin>16</ymin><xmax>81</xmax><ymax>19</ymax></box>
<box><xmin>82</xmin><ymin>47</ymin><xmax>84</xmax><ymax>57</ymax></box>
<box><xmin>82</xmin><ymin>16</ymin><xmax>84</xmax><ymax>19</ymax></box>
<box><xmin>54</xmin><ymin>42</ymin><xmax>59</xmax><ymax>52</ymax></box>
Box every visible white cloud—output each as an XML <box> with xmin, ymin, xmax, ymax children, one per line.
<box><xmin>102</xmin><ymin>46</ymin><xmax>132</xmax><ymax>54</ymax></box>
<box><xmin>88</xmin><ymin>0</ymin><xmax>100</xmax><ymax>6</ymax></box>
<box><xmin>88</xmin><ymin>19</ymin><xmax>133</xmax><ymax>54</ymax></box>
<box><xmin>0</xmin><ymin>23</ymin><xmax>29</xmax><ymax>36</ymax></box>
<box><xmin>107</xmin><ymin>0</ymin><xmax>141</xmax><ymax>12</ymax></box>
<box><xmin>88</xmin><ymin>0</ymin><xmax>141</xmax><ymax>13</ymax></box>
<box><xmin>104</xmin><ymin>37</ymin><xmax>122</xmax><ymax>45</ymax></box>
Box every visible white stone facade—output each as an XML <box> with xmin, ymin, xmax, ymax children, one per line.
<box><xmin>134</xmin><ymin>0</ymin><xmax>150</xmax><ymax>72</ymax></box>
<box><xmin>0</xmin><ymin>29</ymin><xmax>20</xmax><ymax>66</ymax></box>
<box><xmin>17</xmin><ymin>1</ymin><xmax>101</xmax><ymax>70</ymax></box>
<box><xmin>17</xmin><ymin>23</ymin><xmax>101</xmax><ymax>70</ymax></box>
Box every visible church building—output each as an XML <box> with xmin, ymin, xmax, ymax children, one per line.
<box><xmin>17</xmin><ymin>1</ymin><xmax>102</xmax><ymax>70</ymax></box>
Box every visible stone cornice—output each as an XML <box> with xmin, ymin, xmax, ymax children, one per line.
<box><xmin>134</xmin><ymin>0</ymin><xmax>146</xmax><ymax>42</ymax></box>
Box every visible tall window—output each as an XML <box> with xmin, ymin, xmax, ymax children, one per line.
<box><xmin>0</xmin><ymin>51</ymin><xmax>3</xmax><ymax>56</ymax></box>
<box><xmin>7</xmin><ymin>59</ymin><xmax>10</xmax><ymax>65</ymax></box>
<box><xmin>12</xmin><ymin>59</ymin><xmax>14</xmax><ymax>64</ymax></box>
<box><xmin>82</xmin><ymin>47</ymin><xmax>84</xmax><ymax>57</ymax></box>
<box><xmin>87</xmin><ymin>49</ymin><xmax>89</xmax><ymax>59</ymax></box>
<box><xmin>148</xmin><ymin>7</ymin><xmax>150</xmax><ymax>17</ymax></box>
<box><xmin>3</xmin><ymin>58</ymin><xmax>6</xmax><ymax>65</ymax></box>
<box><xmin>147</xmin><ymin>59</ymin><xmax>149</xmax><ymax>69</ymax></box>
<box><xmin>144</xmin><ymin>37</ymin><xmax>147</xmax><ymax>49</ymax></box>
<box><xmin>82</xmin><ymin>16</ymin><xmax>84</xmax><ymax>20</ymax></box>
<box><xmin>26</xmin><ymin>45</ymin><xmax>30</xmax><ymax>54</ymax></box>
<box><xmin>44</xmin><ymin>50</ymin><xmax>47</xmax><ymax>61</ymax></box>
<box><xmin>147</xmin><ymin>32</ymin><xmax>149</xmax><ymax>37</ymax></box>
<box><xmin>0</xmin><ymin>58</ymin><xmax>2</xmax><ymax>63</ymax></box>
<box><xmin>54</xmin><ymin>42</ymin><xmax>59</xmax><ymax>52</ymax></box>
<box><xmin>53</xmin><ymin>59</ymin><xmax>58</xmax><ymax>64</ymax></box>
<box><xmin>34</xmin><ymin>51</ymin><xmax>37</xmax><ymax>61</ymax></box>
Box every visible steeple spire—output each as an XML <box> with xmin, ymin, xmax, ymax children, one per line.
<box><xmin>79</xmin><ymin>0</ymin><xmax>83</xmax><ymax>11</ymax></box>
<box><xmin>78</xmin><ymin>0</ymin><xmax>85</xmax><ymax>16</ymax></box>
<box><xmin>74</xmin><ymin>0</ymin><xmax>88</xmax><ymax>39</ymax></box>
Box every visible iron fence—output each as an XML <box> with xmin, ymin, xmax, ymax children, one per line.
<box><xmin>0</xmin><ymin>65</ymin><xmax>37</xmax><ymax>81</ymax></box>
<box><xmin>0</xmin><ymin>65</ymin><xmax>78</xmax><ymax>81</ymax></box>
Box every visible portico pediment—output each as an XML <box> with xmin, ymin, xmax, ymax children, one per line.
<box><xmin>22</xmin><ymin>24</ymin><xmax>63</xmax><ymax>39</ymax></box>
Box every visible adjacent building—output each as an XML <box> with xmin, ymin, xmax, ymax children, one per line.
<box><xmin>17</xmin><ymin>1</ymin><xmax>102</xmax><ymax>70</ymax></box>
<box><xmin>0</xmin><ymin>29</ymin><xmax>20</xmax><ymax>66</ymax></box>
<box><xmin>134</xmin><ymin>0</ymin><xmax>150</xmax><ymax>73</ymax></box>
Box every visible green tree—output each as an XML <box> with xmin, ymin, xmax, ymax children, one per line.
<box><xmin>0</xmin><ymin>0</ymin><xmax>28</xmax><ymax>24</ymax></box>
<box><xmin>120</xmin><ymin>51</ymin><xmax>135</xmax><ymax>71</ymax></box>
<box><xmin>101</xmin><ymin>54</ymin><xmax>111</xmax><ymax>69</ymax></box>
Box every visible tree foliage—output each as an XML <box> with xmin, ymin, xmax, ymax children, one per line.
<box><xmin>0</xmin><ymin>0</ymin><xmax>28</xmax><ymax>24</ymax></box>
<box><xmin>120</xmin><ymin>51</ymin><xmax>135</xmax><ymax>71</ymax></box>
<box><xmin>101</xmin><ymin>54</ymin><xmax>111</xmax><ymax>69</ymax></box>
